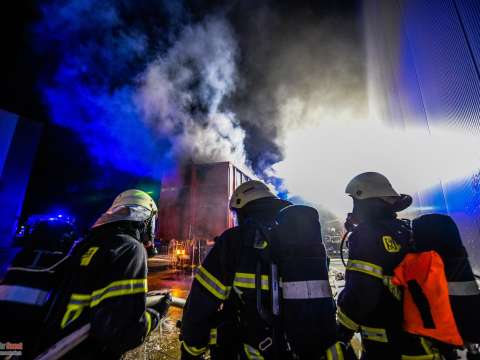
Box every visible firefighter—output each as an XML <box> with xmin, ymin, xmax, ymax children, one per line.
<box><xmin>180</xmin><ymin>180</ymin><xmax>338</xmax><ymax>359</ymax></box>
<box><xmin>337</xmin><ymin>172</ymin><xmax>440</xmax><ymax>360</ymax></box>
<box><xmin>37</xmin><ymin>189</ymin><xmax>171</xmax><ymax>359</ymax></box>
<box><xmin>0</xmin><ymin>215</ymin><xmax>80</xmax><ymax>358</ymax></box>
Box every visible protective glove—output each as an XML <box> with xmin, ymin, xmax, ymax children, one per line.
<box><xmin>150</xmin><ymin>292</ymin><xmax>172</xmax><ymax>319</ymax></box>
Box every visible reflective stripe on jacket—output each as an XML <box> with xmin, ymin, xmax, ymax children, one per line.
<box><xmin>40</xmin><ymin>226</ymin><xmax>155</xmax><ymax>358</ymax></box>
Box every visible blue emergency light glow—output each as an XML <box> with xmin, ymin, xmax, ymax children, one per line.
<box><xmin>34</xmin><ymin>0</ymin><xmax>176</xmax><ymax>180</ymax></box>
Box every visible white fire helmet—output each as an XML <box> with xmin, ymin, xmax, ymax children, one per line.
<box><xmin>345</xmin><ymin>172</ymin><xmax>401</xmax><ymax>203</ymax></box>
<box><xmin>92</xmin><ymin>189</ymin><xmax>158</xmax><ymax>228</ymax></box>
<box><xmin>229</xmin><ymin>180</ymin><xmax>277</xmax><ymax>210</ymax></box>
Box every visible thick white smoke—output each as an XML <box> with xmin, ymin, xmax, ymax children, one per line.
<box><xmin>136</xmin><ymin>16</ymin><xmax>247</xmax><ymax>167</ymax></box>
<box><xmin>274</xmin><ymin>120</ymin><xmax>480</xmax><ymax>217</ymax></box>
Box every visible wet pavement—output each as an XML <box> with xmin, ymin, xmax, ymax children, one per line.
<box><xmin>124</xmin><ymin>267</ymin><xmax>193</xmax><ymax>360</ymax></box>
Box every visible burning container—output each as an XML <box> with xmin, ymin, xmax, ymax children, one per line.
<box><xmin>156</xmin><ymin>162</ymin><xmax>251</xmax><ymax>264</ymax></box>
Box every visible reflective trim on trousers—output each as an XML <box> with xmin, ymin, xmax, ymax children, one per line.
<box><xmin>146</xmin><ymin>311</ymin><xmax>153</xmax><ymax>335</ymax></box>
<box><xmin>448</xmin><ymin>281</ymin><xmax>480</xmax><ymax>296</ymax></box>
<box><xmin>326</xmin><ymin>342</ymin><xmax>345</xmax><ymax>360</ymax></box>
<box><xmin>0</xmin><ymin>285</ymin><xmax>50</xmax><ymax>306</ymax></box>
<box><xmin>182</xmin><ymin>342</ymin><xmax>207</xmax><ymax>356</ymax></box>
<box><xmin>337</xmin><ymin>308</ymin><xmax>360</xmax><ymax>331</ymax></box>
<box><xmin>401</xmin><ymin>338</ymin><xmax>442</xmax><ymax>360</ymax></box>
<box><xmin>282</xmin><ymin>280</ymin><xmax>332</xmax><ymax>299</ymax></box>
<box><xmin>243</xmin><ymin>344</ymin><xmax>264</xmax><ymax>360</ymax></box>
<box><xmin>360</xmin><ymin>326</ymin><xmax>388</xmax><ymax>343</ymax></box>
<box><xmin>195</xmin><ymin>266</ymin><xmax>230</xmax><ymax>300</ymax></box>
<box><xmin>209</xmin><ymin>328</ymin><xmax>217</xmax><ymax>345</ymax></box>
<box><xmin>234</xmin><ymin>272</ymin><xmax>269</xmax><ymax>291</ymax></box>
<box><xmin>346</xmin><ymin>259</ymin><xmax>383</xmax><ymax>279</ymax></box>
<box><xmin>421</xmin><ymin>337</ymin><xmax>433</xmax><ymax>355</ymax></box>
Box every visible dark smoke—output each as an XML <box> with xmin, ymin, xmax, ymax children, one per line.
<box><xmin>228</xmin><ymin>2</ymin><xmax>366</xmax><ymax>175</ymax></box>
<box><xmin>33</xmin><ymin>0</ymin><xmax>364</xmax><ymax>181</ymax></box>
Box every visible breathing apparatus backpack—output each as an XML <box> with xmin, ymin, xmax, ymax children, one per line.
<box><xmin>238</xmin><ymin>205</ymin><xmax>336</xmax><ymax>358</ymax></box>
<box><xmin>392</xmin><ymin>214</ymin><xmax>480</xmax><ymax>347</ymax></box>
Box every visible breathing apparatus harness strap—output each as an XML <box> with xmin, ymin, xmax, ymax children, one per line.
<box><xmin>238</xmin><ymin>217</ymin><xmax>288</xmax><ymax>358</ymax></box>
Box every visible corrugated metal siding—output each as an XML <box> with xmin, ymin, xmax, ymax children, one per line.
<box><xmin>364</xmin><ymin>0</ymin><xmax>480</xmax><ymax>271</ymax></box>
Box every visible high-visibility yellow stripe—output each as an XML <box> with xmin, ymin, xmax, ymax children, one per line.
<box><xmin>401</xmin><ymin>355</ymin><xmax>435</xmax><ymax>360</ymax></box>
<box><xmin>383</xmin><ymin>276</ymin><xmax>402</xmax><ymax>300</ymax></box>
<box><xmin>326</xmin><ymin>342</ymin><xmax>344</xmax><ymax>360</ymax></box>
<box><xmin>60</xmin><ymin>278</ymin><xmax>148</xmax><ymax>328</ymax></box>
<box><xmin>91</xmin><ymin>279</ymin><xmax>147</xmax><ymax>307</ymax></box>
<box><xmin>61</xmin><ymin>305</ymin><xmax>84</xmax><ymax>328</ymax></box>
<box><xmin>243</xmin><ymin>344</ymin><xmax>264</xmax><ymax>360</ymax></box>
<box><xmin>195</xmin><ymin>266</ymin><xmax>230</xmax><ymax>300</ymax></box>
<box><xmin>181</xmin><ymin>342</ymin><xmax>207</xmax><ymax>356</ymax></box>
<box><xmin>234</xmin><ymin>273</ymin><xmax>269</xmax><ymax>290</ymax></box>
<box><xmin>337</xmin><ymin>308</ymin><xmax>359</xmax><ymax>331</ymax></box>
<box><xmin>360</xmin><ymin>325</ymin><xmax>388</xmax><ymax>343</ymax></box>
<box><xmin>198</xmin><ymin>266</ymin><xmax>228</xmax><ymax>292</ymax></box>
<box><xmin>209</xmin><ymin>328</ymin><xmax>217</xmax><ymax>345</ymax></box>
<box><xmin>80</xmin><ymin>247</ymin><xmax>99</xmax><ymax>266</ymax></box>
<box><xmin>347</xmin><ymin>259</ymin><xmax>383</xmax><ymax>279</ymax></box>
<box><xmin>145</xmin><ymin>311</ymin><xmax>152</xmax><ymax>335</ymax></box>
<box><xmin>71</xmin><ymin>293</ymin><xmax>92</xmax><ymax>301</ymax></box>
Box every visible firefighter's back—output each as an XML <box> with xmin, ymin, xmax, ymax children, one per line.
<box><xmin>40</xmin><ymin>223</ymin><xmax>150</xmax><ymax>359</ymax></box>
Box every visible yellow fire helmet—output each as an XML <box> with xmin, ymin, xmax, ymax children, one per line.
<box><xmin>92</xmin><ymin>189</ymin><xmax>158</xmax><ymax>228</ymax></box>
<box><xmin>229</xmin><ymin>180</ymin><xmax>277</xmax><ymax>210</ymax></box>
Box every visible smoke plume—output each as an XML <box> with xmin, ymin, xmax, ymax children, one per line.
<box><xmin>228</xmin><ymin>4</ymin><xmax>367</xmax><ymax>175</ymax></box>
<box><xmin>135</xmin><ymin>16</ymin><xmax>246</xmax><ymax>166</ymax></box>
<box><xmin>34</xmin><ymin>1</ymin><xmax>363</xmax><ymax>180</ymax></box>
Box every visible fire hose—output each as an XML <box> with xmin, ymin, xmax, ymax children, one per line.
<box><xmin>34</xmin><ymin>292</ymin><xmax>185</xmax><ymax>360</ymax></box>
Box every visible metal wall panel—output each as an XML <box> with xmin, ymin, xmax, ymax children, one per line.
<box><xmin>364</xmin><ymin>0</ymin><xmax>480</xmax><ymax>271</ymax></box>
<box><xmin>0</xmin><ymin>110</ymin><xmax>18</xmax><ymax>176</ymax></box>
<box><xmin>0</xmin><ymin>115</ymin><xmax>42</xmax><ymax>247</ymax></box>
<box><xmin>0</xmin><ymin>111</ymin><xmax>42</xmax><ymax>276</ymax></box>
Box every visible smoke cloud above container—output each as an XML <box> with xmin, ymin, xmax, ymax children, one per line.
<box><xmin>135</xmin><ymin>16</ymin><xmax>246</xmax><ymax>167</ymax></box>
<box><xmin>34</xmin><ymin>1</ymin><xmax>249</xmax><ymax>178</ymax></box>
<box><xmin>34</xmin><ymin>0</ymin><xmax>363</xmax><ymax>179</ymax></box>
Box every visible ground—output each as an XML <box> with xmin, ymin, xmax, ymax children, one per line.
<box><xmin>124</xmin><ymin>259</ymin><xmax>192</xmax><ymax>360</ymax></box>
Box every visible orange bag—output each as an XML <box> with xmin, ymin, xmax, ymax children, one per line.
<box><xmin>392</xmin><ymin>251</ymin><xmax>463</xmax><ymax>346</ymax></box>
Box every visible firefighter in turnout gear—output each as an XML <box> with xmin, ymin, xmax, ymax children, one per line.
<box><xmin>337</xmin><ymin>172</ymin><xmax>440</xmax><ymax>360</ymax></box>
<box><xmin>38</xmin><ymin>189</ymin><xmax>170</xmax><ymax>359</ymax></box>
<box><xmin>180</xmin><ymin>180</ymin><xmax>338</xmax><ymax>359</ymax></box>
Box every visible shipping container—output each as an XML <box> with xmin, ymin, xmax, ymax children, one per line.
<box><xmin>156</xmin><ymin>162</ymin><xmax>251</xmax><ymax>263</ymax></box>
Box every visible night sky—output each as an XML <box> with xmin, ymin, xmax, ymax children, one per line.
<box><xmin>0</xmin><ymin>0</ymin><xmax>360</xmax><ymax>230</ymax></box>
